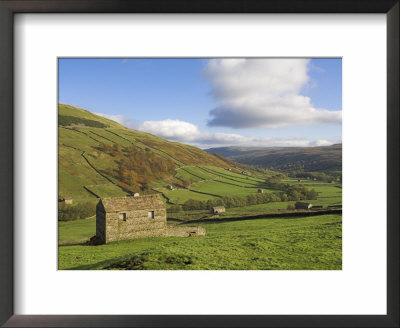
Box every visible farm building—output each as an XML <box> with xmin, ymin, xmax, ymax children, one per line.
<box><xmin>96</xmin><ymin>195</ymin><xmax>205</xmax><ymax>244</ymax></box>
<box><xmin>167</xmin><ymin>185</ymin><xmax>174</xmax><ymax>190</ymax></box>
<box><xmin>212</xmin><ymin>206</ymin><xmax>226</xmax><ymax>214</ymax></box>
<box><xmin>133</xmin><ymin>192</ymin><xmax>140</xmax><ymax>197</ymax></box>
<box><xmin>59</xmin><ymin>198</ymin><xmax>73</xmax><ymax>204</ymax></box>
<box><xmin>258</xmin><ymin>189</ymin><xmax>263</xmax><ymax>193</ymax></box>
<box><xmin>295</xmin><ymin>202</ymin><xmax>313</xmax><ymax>210</ymax></box>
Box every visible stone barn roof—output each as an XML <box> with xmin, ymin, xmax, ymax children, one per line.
<box><xmin>100</xmin><ymin>195</ymin><xmax>164</xmax><ymax>213</ymax></box>
<box><xmin>213</xmin><ymin>206</ymin><xmax>225</xmax><ymax>211</ymax></box>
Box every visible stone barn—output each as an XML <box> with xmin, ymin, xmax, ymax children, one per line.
<box><xmin>257</xmin><ymin>189</ymin><xmax>263</xmax><ymax>193</ymax></box>
<box><xmin>96</xmin><ymin>195</ymin><xmax>167</xmax><ymax>244</ymax></box>
<box><xmin>295</xmin><ymin>202</ymin><xmax>313</xmax><ymax>210</ymax></box>
<box><xmin>212</xmin><ymin>206</ymin><xmax>225</xmax><ymax>214</ymax></box>
<box><xmin>96</xmin><ymin>195</ymin><xmax>206</xmax><ymax>244</ymax></box>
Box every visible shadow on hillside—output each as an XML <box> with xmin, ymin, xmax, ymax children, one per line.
<box><xmin>59</xmin><ymin>256</ymin><xmax>129</xmax><ymax>270</ymax></box>
<box><xmin>58</xmin><ymin>238</ymin><xmax>91</xmax><ymax>246</ymax></box>
<box><xmin>176</xmin><ymin>209</ymin><xmax>342</xmax><ymax>225</ymax></box>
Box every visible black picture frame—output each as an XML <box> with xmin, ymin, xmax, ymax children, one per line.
<box><xmin>0</xmin><ymin>1</ymin><xmax>398</xmax><ymax>327</ymax></box>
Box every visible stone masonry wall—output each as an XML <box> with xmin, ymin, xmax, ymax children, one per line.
<box><xmin>165</xmin><ymin>226</ymin><xmax>206</xmax><ymax>237</ymax></box>
<box><xmin>96</xmin><ymin>195</ymin><xmax>206</xmax><ymax>244</ymax></box>
<box><xmin>105</xmin><ymin>207</ymin><xmax>167</xmax><ymax>243</ymax></box>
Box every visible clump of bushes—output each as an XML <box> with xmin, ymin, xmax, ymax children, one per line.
<box><xmin>181</xmin><ymin>182</ymin><xmax>318</xmax><ymax>211</ymax></box>
<box><xmin>287</xmin><ymin>204</ymin><xmax>295</xmax><ymax>210</ymax></box>
<box><xmin>264</xmin><ymin>177</ymin><xmax>318</xmax><ymax>200</ymax></box>
<box><xmin>98</xmin><ymin>143</ymin><xmax>176</xmax><ymax>191</ymax></box>
<box><xmin>182</xmin><ymin>193</ymin><xmax>278</xmax><ymax>211</ymax></box>
<box><xmin>167</xmin><ymin>205</ymin><xmax>182</xmax><ymax>213</ymax></box>
<box><xmin>58</xmin><ymin>115</ymin><xmax>108</xmax><ymax>128</ymax></box>
<box><xmin>58</xmin><ymin>201</ymin><xmax>96</xmax><ymax>221</ymax></box>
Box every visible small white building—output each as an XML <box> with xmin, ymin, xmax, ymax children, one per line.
<box><xmin>212</xmin><ymin>206</ymin><xmax>226</xmax><ymax>214</ymax></box>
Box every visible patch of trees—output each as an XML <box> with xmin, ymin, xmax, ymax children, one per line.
<box><xmin>98</xmin><ymin>143</ymin><xmax>176</xmax><ymax>191</ymax></box>
<box><xmin>58</xmin><ymin>201</ymin><xmax>96</xmax><ymax>221</ymax></box>
<box><xmin>167</xmin><ymin>204</ymin><xmax>183</xmax><ymax>213</ymax></box>
<box><xmin>288</xmin><ymin>171</ymin><xmax>340</xmax><ymax>183</ymax></box>
<box><xmin>58</xmin><ymin>115</ymin><xmax>108</xmax><ymax>128</ymax></box>
<box><xmin>264</xmin><ymin>177</ymin><xmax>318</xmax><ymax>200</ymax></box>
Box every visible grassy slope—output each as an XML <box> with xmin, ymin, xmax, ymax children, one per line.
<box><xmin>59</xmin><ymin>214</ymin><xmax>342</xmax><ymax>270</ymax></box>
<box><xmin>58</xmin><ymin>104</ymin><xmax>230</xmax><ymax>198</ymax></box>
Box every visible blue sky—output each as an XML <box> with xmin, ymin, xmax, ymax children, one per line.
<box><xmin>59</xmin><ymin>58</ymin><xmax>342</xmax><ymax>148</ymax></box>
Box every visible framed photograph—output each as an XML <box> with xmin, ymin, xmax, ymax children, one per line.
<box><xmin>0</xmin><ymin>1</ymin><xmax>398</xmax><ymax>327</ymax></box>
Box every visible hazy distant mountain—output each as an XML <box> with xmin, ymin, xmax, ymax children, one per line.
<box><xmin>206</xmin><ymin>144</ymin><xmax>342</xmax><ymax>173</ymax></box>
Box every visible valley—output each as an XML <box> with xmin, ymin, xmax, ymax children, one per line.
<box><xmin>58</xmin><ymin>104</ymin><xmax>342</xmax><ymax>270</ymax></box>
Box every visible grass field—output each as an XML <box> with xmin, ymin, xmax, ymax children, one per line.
<box><xmin>163</xmin><ymin>189</ymin><xmax>219</xmax><ymax>204</ymax></box>
<box><xmin>58</xmin><ymin>214</ymin><xmax>342</xmax><ymax>270</ymax></box>
<box><xmin>85</xmin><ymin>184</ymin><xmax>130</xmax><ymax>198</ymax></box>
<box><xmin>58</xmin><ymin>216</ymin><xmax>96</xmax><ymax>243</ymax></box>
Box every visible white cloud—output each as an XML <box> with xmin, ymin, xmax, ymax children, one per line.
<box><xmin>138</xmin><ymin>119</ymin><xmax>201</xmax><ymax>141</ymax></box>
<box><xmin>94</xmin><ymin>113</ymin><xmax>134</xmax><ymax>128</ymax></box>
<box><xmin>138</xmin><ymin>119</ymin><xmax>339</xmax><ymax>149</ymax></box>
<box><xmin>204</xmin><ymin>58</ymin><xmax>342</xmax><ymax>129</ymax></box>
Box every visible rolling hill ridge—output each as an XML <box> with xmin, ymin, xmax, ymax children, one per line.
<box><xmin>58</xmin><ymin>104</ymin><xmax>239</xmax><ymax>199</ymax></box>
<box><xmin>206</xmin><ymin>144</ymin><xmax>342</xmax><ymax>173</ymax></box>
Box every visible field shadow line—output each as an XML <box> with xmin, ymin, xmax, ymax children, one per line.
<box><xmin>177</xmin><ymin>209</ymin><xmax>342</xmax><ymax>225</ymax></box>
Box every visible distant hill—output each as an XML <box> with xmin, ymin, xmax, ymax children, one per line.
<box><xmin>206</xmin><ymin>144</ymin><xmax>342</xmax><ymax>173</ymax></box>
<box><xmin>58</xmin><ymin>104</ymin><xmax>236</xmax><ymax>199</ymax></box>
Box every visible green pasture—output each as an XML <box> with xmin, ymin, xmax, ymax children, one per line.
<box><xmin>175</xmin><ymin>168</ymin><xmax>204</xmax><ymax>184</ymax></box>
<box><xmin>58</xmin><ymin>214</ymin><xmax>342</xmax><ymax>270</ymax></box>
<box><xmin>190</xmin><ymin>180</ymin><xmax>263</xmax><ymax>197</ymax></box>
<box><xmin>58</xmin><ymin>147</ymin><xmax>108</xmax><ymax>198</ymax></box>
<box><xmin>201</xmin><ymin>165</ymin><xmax>263</xmax><ymax>182</ymax></box>
<box><xmin>85</xmin><ymin>184</ymin><xmax>129</xmax><ymax>198</ymax></box>
<box><xmin>84</xmin><ymin>128</ymin><xmax>132</xmax><ymax>147</ymax></box>
<box><xmin>282</xmin><ymin>178</ymin><xmax>342</xmax><ymax>199</ymax></box>
<box><xmin>182</xmin><ymin>166</ymin><xmax>217</xmax><ymax>180</ymax></box>
<box><xmin>163</xmin><ymin>188</ymin><xmax>218</xmax><ymax>204</ymax></box>
<box><xmin>59</xmin><ymin>127</ymin><xmax>99</xmax><ymax>152</ymax></box>
<box><xmin>58</xmin><ymin>216</ymin><xmax>96</xmax><ymax>242</ymax></box>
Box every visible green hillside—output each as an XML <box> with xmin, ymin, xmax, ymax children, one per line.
<box><xmin>58</xmin><ymin>104</ymin><xmax>342</xmax><ymax>270</ymax></box>
<box><xmin>58</xmin><ymin>104</ymin><xmax>235</xmax><ymax>199</ymax></box>
<box><xmin>206</xmin><ymin>144</ymin><xmax>342</xmax><ymax>173</ymax></box>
